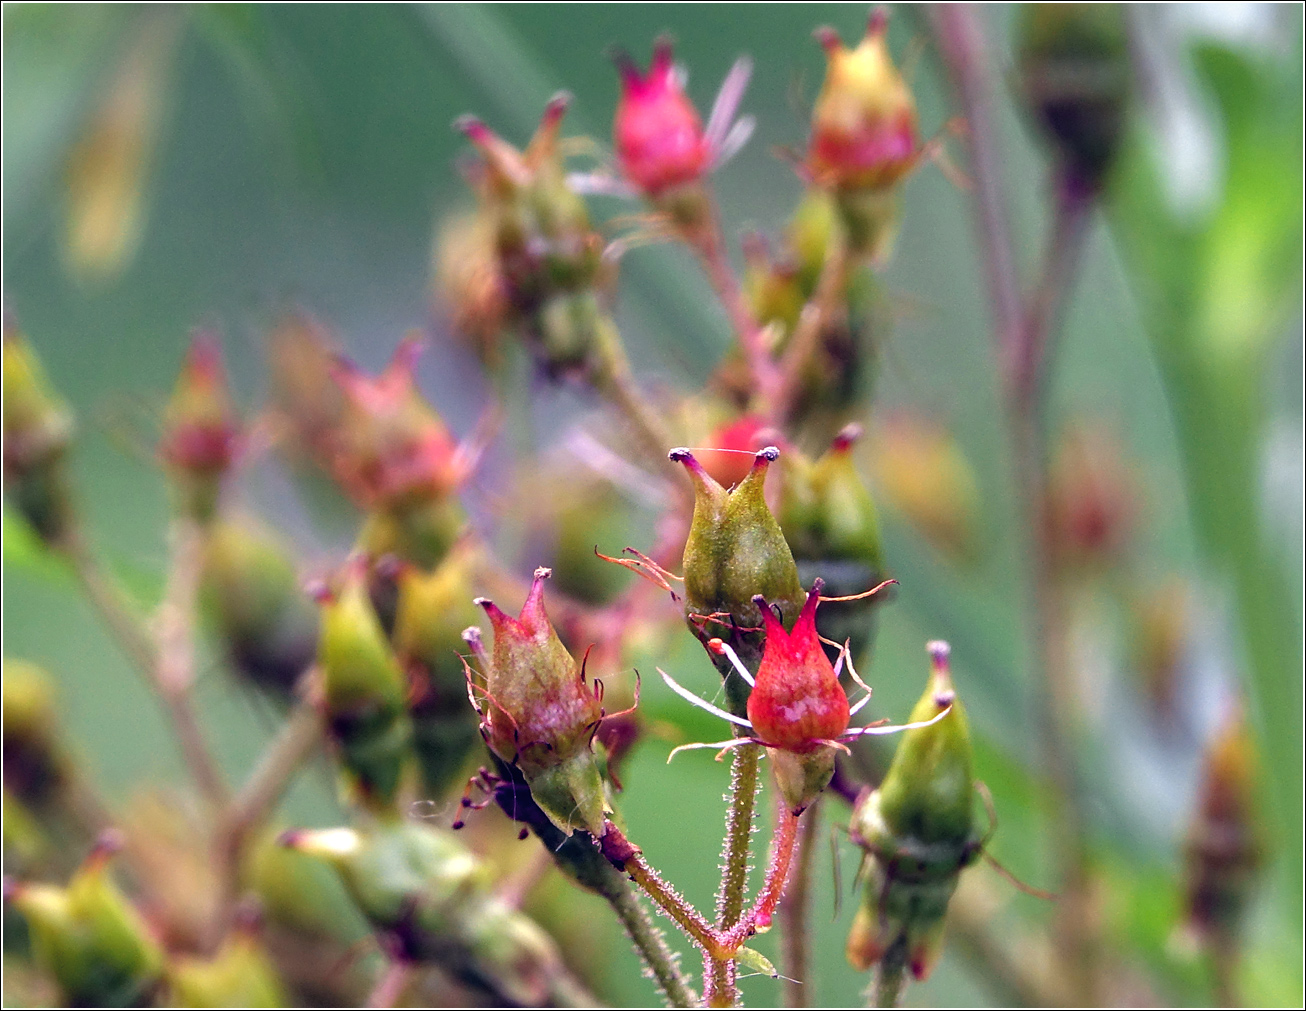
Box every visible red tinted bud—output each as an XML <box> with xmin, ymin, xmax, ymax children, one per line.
<box><xmin>471</xmin><ymin>568</ymin><xmax>607</xmax><ymax>834</ymax></box>
<box><xmin>747</xmin><ymin>581</ymin><xmax>849</xmax><ymax>752</ymax></box>
<box><xmin>159</xmin><ymin>331</ymin><xmax>239</xmax><ymax>475</ymax></box>
<box><xmin>159</xmin><ymin>331</ymin><xmax>240</xmax><ymax>522</ymax></box>
<box><xmin>1046</xmin><ymin>422</ymin><xmax>1136</xmax><ymax>572</ymax></box>
<box><xmin>697</xmin><ymin>414</ymin><xmax>775</xmax><ymax>489</ymax></box>
<box><xmin>328</xmin><ymin>336</ymin><xmax>463</xmax><ymax>510</ymax></box>
<box><xmin>807</xmin><ymin>11</ymin><xmax>920</xmax><ymax>192</ymax></box>
<box><xmin>613</xmin><ymin>39</ymin><xmax>711</xmax><ymax>197</ymax></box>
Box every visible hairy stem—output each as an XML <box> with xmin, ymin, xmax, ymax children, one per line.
<box><xmin>781</xmin><ymin>798</ymin><xmax>820</xmax><ymax>1007</ymax></box>
<box><xmin>870</xmin><ymin>935</ymin><xmax>908</xmax><ymax>1008</ymax></box>
<box><xmin>722</xmin><ymin>801</ymin><xmax>800</xmax><ymax>952</ymax></box>
<box><xmin>704</xmin><ymin>741</ymin><xmax>762</xmax><ymax>1006</ymax></box>
<box><xmin>606</xmin><ymin>873</ymin><xmax>699</xmax><ymax>1008</ymax></box>
<box><xmin>621</xmin><ymin>845</ymin><xmax>720</xmax><ymax>955</ymax></box>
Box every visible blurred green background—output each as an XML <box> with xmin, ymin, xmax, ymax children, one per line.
<box><xmin>4</xmin><ymin>4</ymin><xmax>1301</xmax><ymax>1006</ymax></box>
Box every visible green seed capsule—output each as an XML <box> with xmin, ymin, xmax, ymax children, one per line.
<box><xmin>201</xmin><ymin>519</ymin><xmax>318</xmax><ymax>701</ymax></box>
<box><xmin>316</xmin><ymin>559</ymin><xmax>414</xmax><ymax>809</ymax></box>
<box><xmin>282</xmin><ymin>821</ymin><xmax>590</xmax><ymax>1007</ymax></box>
<box><xmin>847</xmin><ymin>642</ymin><xmax>979</xmax><ymax>982</ymax></box>
<box><xmin>2</xmin><ymin>321</ymin><xmax>75</xmax><ymax>545</ymax></box>
<box><xmin>1016</xmin><ymin>3</ymin><xmax>1131</xmax><ymax>191</ymax></box>
<box><xmin>673</xmin><ymin>445</ymin><xmax>805</xmax><ymax>715</ymax></box>
<box><xmin>5</xmin><ymin>834</ymin><xmax>164</xmax><ymax>1006</ymax></box>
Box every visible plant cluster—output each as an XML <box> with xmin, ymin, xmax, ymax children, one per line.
<box><xmin>4</xmin><ymin>5</ymin><xmax>1294</xmax><ymax>1009</ymax></box>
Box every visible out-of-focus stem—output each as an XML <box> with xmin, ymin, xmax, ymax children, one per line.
<box><xmin>693</xmin><ymin>207</ymin><xmax>784</xmax><ymax>406</ymax></box>
<box><xmin>605</xmin><ymin>874</ymin><xmax>698</xmax><ymax>1008</ymax></box>
<box><xmin>706</xmin><ymin>741</ymin><xmax>762</xmax><ymax>1006</ymax></box>
<box><xmin>781</xmin><ymin>798</ymin><xmax>820</xmax><ymax>1007</ymax></box>
<box><xmin>64</xmin><ymin>522</ymin><xmax>228</xmax><ymax>809</ymax></box>
<box><xmin>931</xmin><ymin>5</ymin><xmax>1022</xmax><ymax>359</ymax></box>
<box><xmin>771</xmin><ymin>238</ymin><xmax>851</xmax><ymax>425</ymax></box>
<box><xmin>214</xmin><ymin>690</ymin><xmax>324</xmax><ymax>940</ymax></box>
<box><xmin>1009</xmin><ymin>179</ymin><xmax>1096</xmax><ymax>1000</ymax></box>
<box><xmin>871</xmin><ymin>935</ymin><xmax>908</xmax><ymax>1008</ymax></box>
<box><xmin>367</xmin><ymin>959</ymin><xmax>412</xmax><ymax>1008</ymax></box>
<box><xmin>155</xmin><ymin>518</ymin><xmax>228</xmax><ymax>809</ymax></box>
<box><xmin>934</xmin><ymin>5</ymin><xmax>1098</xmax><ymax>1001</ymax></box>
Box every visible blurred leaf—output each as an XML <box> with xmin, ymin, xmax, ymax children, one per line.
<box><xmin>1</xmin><ymin>5</ymin><xmax>135</xmax><ymax>240</ymax></box>
<box><xmin>63</xmin><ymin>10</ymin><xmax>182</xmax><ymax>281</ymax></box>
<box><xmin>1108</xmin><ymin>36</ymin><xmax>1303</xmax><ymax>957</ymax></box>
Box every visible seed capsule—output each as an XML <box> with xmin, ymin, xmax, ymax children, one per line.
<box><xmin>2</xmin><ymin>320</ymin><xmax>75</xmax><ymax>545</ymax></box>
<box><xmin>4</xmin><ymin>833</ymin><xmax>165</xmax><ymax>1006</ymax></box>
<box><xmin>282</xmin><ymin>821</ymin><xmax>589</xmax><ymax>1007</ymax></box>
<box><xmin>316</xmin><ymin>558</ymin><xmax>414</xmax><ymax>809</ymax></box>
<box><xmin>673</xmin><ymin>445</ymin><xmax>805</xmax><ymax>715</ymax></box>
<box><xmin>469</xmin><ymin>567</ymin><xmax>607</xmax><ymax>836</ymax></box>
<box><xmin>847</xmin><ymin>642</ymin><xmax>979</xmax><ymax>981</ymax></box>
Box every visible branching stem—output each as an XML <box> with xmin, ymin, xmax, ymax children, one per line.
<box><xmin>64</xmin><ymin>521</ymin><xmax>228</xmax><ymax>809</ymax></box>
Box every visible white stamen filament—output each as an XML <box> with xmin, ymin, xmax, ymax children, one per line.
<box><xmin>713</xmin><ymin>639</ymin><xmax>755</xmax><ymax>687</ymax></box>
<box><xmin>658</xmin><ymin>668</ymin><xmax>753</xmax><ymax>727</ymax></box>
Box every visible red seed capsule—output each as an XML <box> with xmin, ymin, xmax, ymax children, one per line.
<box><xmin>747</xmin><ymin>580</ymin><xmax>850</xmax><ymax>752</ymax></box>
<box><xmin>613</xmin><ymin>39</ymin><xmax>712</xmax><ymax>197</ymax></box>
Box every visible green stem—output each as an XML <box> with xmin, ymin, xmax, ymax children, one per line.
<box><xmin>871</xmin><ymin>936</ymin><xmax>908</xmax><ymax>1008</ymax></box>
<box><xmin>606</xmin><ymin>874</ymin><xmax>698</xmax><ymax>1008</ymax></box>
<box><xmin>706</xmin><ymin>742</ymin><xmax>762</xmax><ymax>1006</ymax></box>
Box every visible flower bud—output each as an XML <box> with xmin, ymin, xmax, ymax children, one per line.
<box><xmin>1180</xmin><ymin>708</ymin><xmax>1263</xmax><ymax>958</ymax></box>
<box><xmin>808</xmin><ymin>11</ymin><xmax>920</xmax><ymax>260</ymax></box>
<box><xmin>316</xmin><ymin>559</ymin><xmax>414</xmax><ymax>808</ymax></box>
<box><xmin>433</xmin><ymin>210</ymin><xmax>511</xmax><ymax>368</ymax></box>
<box><xmin>2</xmin><ymin>660</ymin><xmax>70</xmax><ymax>810</ymax></box>
<box><xmin>613</xmin><ymin>38</ymin><xmax>711</xmax><ymax>199</ymax></box>
<box><xmin>1046</xmin><ymin>422</ymin><xmax>1136</xmax><ymax>573</ymax></box>
<box><xmin>392</xmin><ymin>543</ymin><xmax>483</xmax><ymax>796</ymax></box>
<box><xmin>266</xmin><ymin>310</ymin><xmax>347</xmax><ymax>468</ymax></box>
<box><xmin>673</xmin><ymin>445</ymin><xmax>805</xmax><ymax>715</ymax></box>
<box><xmin>469</xmin><ymin>568</ymin><xmax>606</xmax><ymax>836</ymax></box>
<box><xmin>3</xmin><ymin>320</ymin><xmax>75</xmax><ymax>545</ymax></box>
<box><xmin>781</xmin><ymin>425</ymin><xmax>886</xmax><ymax>653</ymax></box>
<box><xmin>847</xmin><ymin>642</ymin><xmax>978</xmax><ymax>981</ymax></box>
<box><xmin>158</xmin><ymin>331</ymin><xmax>240</xmax><ymax>523</ymax></box>
<box><xmin>281</xmin><ymin>821</ymin><xmax>588</xmax><ymax>1007</ymax></box>
<box><xmin>739</xmin><ymin>194</ymin><xmax>885</xmax><ymax>426</ymax></box>
<box><xmin>1016</xmin><ymin>3</ymin><xmax>1130</xmax><ymax>192</ymax></box>
<box><xmin>458</xmin><ymin>95</ymin><xmax>604</xmax><ymax>314</ymax></box>
<box><xmin>870</xmin><ymin>411</ymin><xmax>978</xmax><ymax>562</ymax></box>
<box><xmin>4</xmin><ymin>833</ymin><xmax>164</xmax><ymax>1006</ymax></box>
<box><xmin>200</xmin><ymin>519</ymin><xmax>318</xmax><ymax>701</ymax></box>
<box><xmin>749</xmin><ymin>581</ymin><xmax>849</xmax><ymax>813</ymax></box>
<box><xmin>329</xmin><ymin>336</ymin><xmax>463</xmax><ymax>513</ymax></box>
<box><xmin>167</xmin><ymin>910</ymin><xmax>288</xmax><ymax>1008</ymax></box>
